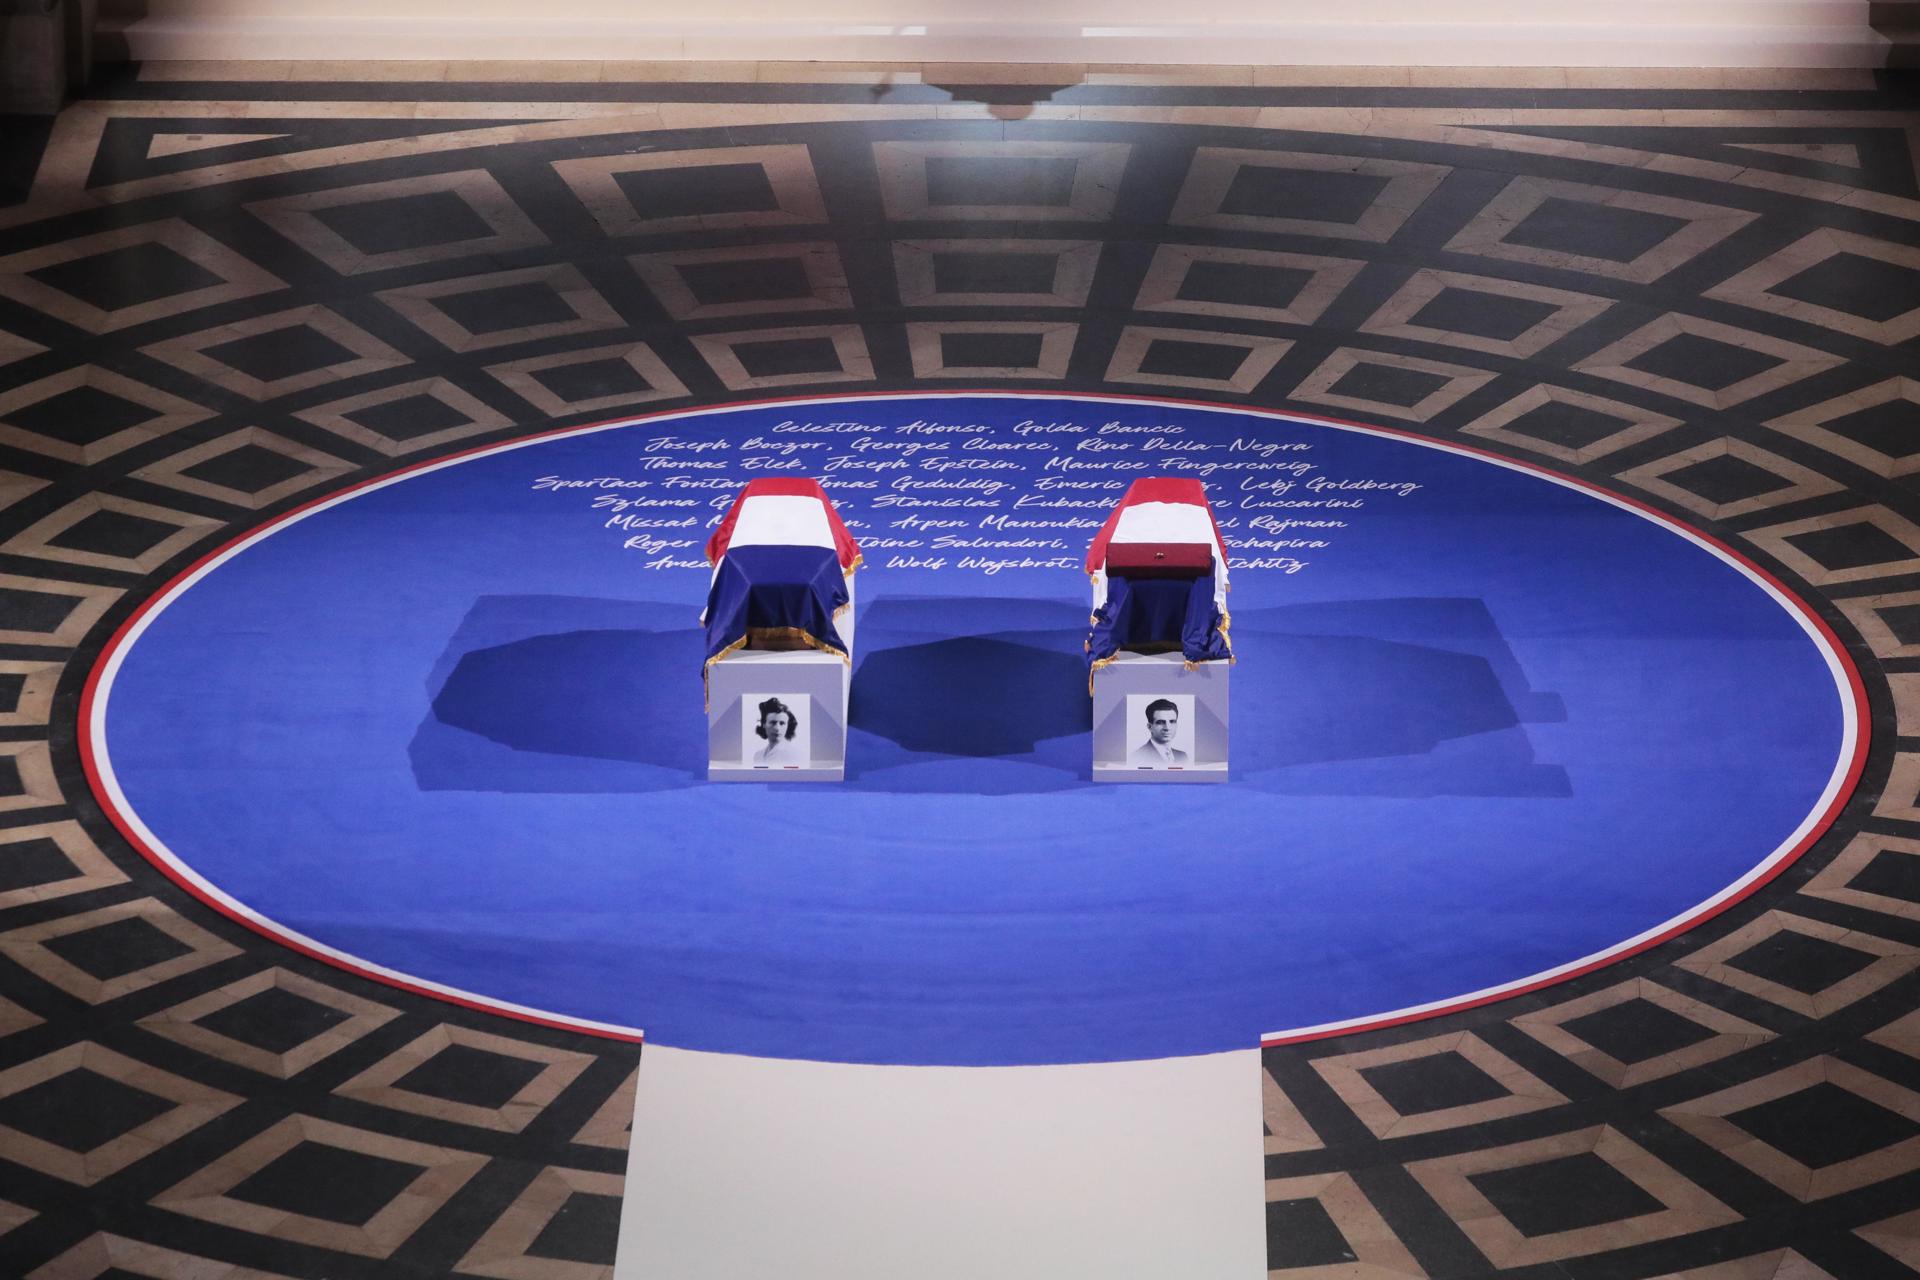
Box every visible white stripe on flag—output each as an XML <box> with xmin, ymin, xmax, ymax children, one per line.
<box><xmin>1104</xmin><ymin>500</ymin><xmax>1230</xmax><ymax>613</ymax></box>
<box><xmin>728</xmin><ymin>494</ymin><xmax>837</xmax><ymax>553</ymax></box>
<box><xmin>1110</xmin><ymin>501</ymin><xmax>1216</xmax><ymax>548</ymax></box>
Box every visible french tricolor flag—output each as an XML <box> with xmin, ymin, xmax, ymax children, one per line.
<box><xmin>706</xmin><ymin>477</ymin><xmax>862</xmax><ymax>574</ymax></box>
<box><xmin>1084</xmin><ymin>477</ymin><xmax>1230</xmax><ymax>616</ymax></box>
<box><xmin>700</xmin><ymin>479</ymin><xmax>861</xmax><ymax>698</ymax></box>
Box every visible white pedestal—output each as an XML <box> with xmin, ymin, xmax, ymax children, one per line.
<box><xmin>707</xmin><ymin>580</ymin><xmax>853</xmax><ymax>783</ymax></box>
<box><xmin>708</xmin><ymin>650</ymin><xmax>850</xmax><ymax>781</ymax></box>
<box><xmin>1091</xmin><ymin>652</ymin><xmax>1229</xmax><ymax>783</ymax></box>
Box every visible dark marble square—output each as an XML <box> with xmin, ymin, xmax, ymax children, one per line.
<box><xmin>535</xmin><ymin>358</ymin><xmax>656</xmax><ymax>404</ymax></box>
<box><xmin>1504</xmin><ymin>196</ymin><xmax>1687</xmax><ymax>264</ymax></box>
<box><xmin>1817</xmin><ymin>399</ymin><xmax>1919</xmax><ymax>459</ymax></box>
<box><xmin>1176</xmin><ymin>261</ymin><xmax>1314</xmax><ymax>311</ymax></box>
<box><xmin>0</xmin><ymin>835</ymin><xmax>71</xmax><ymax>896</ymax></box>
<box><xmin>939</xmin><ymin>331</ymin><xmax>1045</xmax><ymax>369</ymax></box>
<box><xmin>0</xmin><ymin>755</ymin><xmax>20</xmax><ymax>798</ymax></box>
<box><xmin>1219</xmin><ymin>165</ymin><xmax>1386</xmax><ymax>225</ymax></box>
<box><xmin>46</xmin><ymin>509</ymin><xmax>181</xmax><ymax>560</ymax></box>
<box><xmin>1327</xmin><ymin>361</ymin><xmax>1448</xmax><ymax>408</ymax></box>
<box><xmin>195</xmin><ymin>986</ymin><xmax>354</xmax><ymax>1057</ymax></box>
<box><xmin>433</xmin><ymin>283</ymin><xmax>576</xmax><ymax>337</ymax></box>
<box><xmin>393</xmin><ymin>1042</ymin><xmax>545</xmax><ymax>1110</ymax></box>
<box><xmin>677</xmin><ymin>257</ymin><xmax>814</xmax><ymax>307</ymax></box>
<box><xmin>181</xmin><ymin>443</ymin><xmax>315</xmax><ymax>494</ymax></box>
<box><xmin>1408</xmin><ymin>287</ymin><xmax>1558</xmax><ymax>342</ymax></box>
<box><xmin>1875</xmin><ymin>603</ymin><xmax>1920</xmax><ymax>647</ymax></box>
<box><xmin>0</xmin><ymin>115</ymin><xmax>52</xmax><ymax>209</ymax></box>
<box><xmin>1655</xmin><ymin>454</ymin><xmax>1796</xmax><ymax>506</ymax></box>
<box><xmin>42</xmin><ymin>916</ymin><xmax>192</xmax><ymax>981</ymax></box>
<box><xmin>1625</xmin><ymin>333</ymin><xmax>1779</xmax><ymax>393</ymax></box>
<box><xmin>526</xmin><ymin>1190</ymin><xmax>622</xmax><ymax>1264</ymax></box>
<box><xmin>346</xmin><ymin>394</ymin><xmax>477</xmax><ymax>442</ymax></box>
<box><xmin>614</xmin><ymin>163</ymin><xmax>780</xmax><ymax>223</ymax></box>
<box><xmin>6</xmin><ymin>384</ymin><xmax>161</xmax><ymax>446</ymax></box>
<box><xmin>1848</xmin><ymin>849</ymin><xmax>1920</xmax><ymax>903</ymax></box>
<box><xmin>1359</xmin><ymin>1051</ymin><xmax>1510</xmax><ymax>1116</ymax></box>
<box><xmin>0</xmin><ymin>1067</ymin><xmax>174</xmax><ymax>1152</ymax></box>
<box><xmin>731</xmin><ymin>336</ymin><xmax>843</xmax><ymax>379</ymax></box>
<box><xmin>312</xmin><ymin>190</ymin><xmax>498</xmax><ymax>256</ymax></box>
<box><xmin>202</xmin><ymin>326</ymin><xmax>357</xmax><ymax>382</ymax></box>
<box><xmin>0</xmin><ymin>671</ymin><xmax>25</xmax><ymax>715</ymax></box>
<box><xmin>1726</xmin><ymin>1081</ymin><xmax>1920</xmax><ymax>1169</ymax></box>
<box><xmin>227</xmin><ymin>1140</ymin><xmax>424</xmax><ymax>1226</ymax></box>
<box><xmin>1137</xmin><ymin>338</ymin><xmax>1248</xmax><ymax>383</ymax></box>
<box><xmin>28</xmin><ymin>241</ymin><xmax>225</xmax><ymax>312</ymax></box>
<box><xmin>931</xmin><ymin>250</ymin><xmax>1059</xmax><ymax>296</ymax></box>
<box><xmin>925</xmin><ymin>156</ymin><xmax>1077</xmax><ymax>208</ymax></box>
<box><xmin>1265</xmin><ymin>1196</ymin><xmax>1356</xmax><ymax>1269</ymax></box>
<box><xmin>1783</xmin><ymin>521</ymin><xmax>1919</xmax><ymax>574</ymax></box>
<box><xmin>0</xmin><ymin>586</ymin><xmax>80</xmax><ymax>635</ymax></box>
<box><xmin>1559</xmin><ymin>998</ymin><xmax>1717</xmax><ymax>1066</ymax></box>
<box><xmin>1769</xmin><ymin>252</ymin><xmax>1920</xmax><ymax>325</ymax></box>
<box><xmin>1498</xmin><ymin>399</ymin><xmax>1633</xmax><ymax>451</ymax></box>
<box><xmin>1469</xmin><ymin>1152</ymin><xmax>1665</xmax><ymax>1238</ymax></box>
<box><xmin>1724</xmin><ymin>929</ymin><xmax>1876</xmax><ymax>993</ymax></box>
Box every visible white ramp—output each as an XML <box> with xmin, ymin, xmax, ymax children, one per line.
<box><xmin>615</xmin><ymin>1045</ymin><xmax>1266</xmax><ymax>1280</ymax></box>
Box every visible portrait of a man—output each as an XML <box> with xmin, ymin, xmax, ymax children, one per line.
<box><xmin>1129</xmin><ymin>696</ymin><xmax>1191</xmax><ymax>767</ymax></box>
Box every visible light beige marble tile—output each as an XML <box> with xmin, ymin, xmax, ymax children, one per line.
<box><xmin>1409</xmin><ymin>66</ymin><xmax>1569</xmax><ymax>88</ymax></box>
<box><xmin>135</xmin><ymin>60</ymin><xmax>296</xmax><ymax>82</ymax></box>
<box><xmin>0</xmin><ymin>821</ymin><xmax>126</xmax><ymax>908</ymax></box>
<box><xmin>28</xmin><ymin>1233</ymin><xmax>303</xmax><ymax>1280</ymax></box>
<box><xmin>921</xmin><ymin>63</ymin><xmax>1089</xmax><ymax>84</ymax></box>
<box><xmin>1675</xmin><ymin>910</ymin><xmax>1919</xmax><ymax>1019</ymax></box>
<box><xmin>153</xmin><ymin>1114</ymin><xmax>488</xmax><ymax>1258</ymax></box>
<box><xmin>457</xmin><ymin>1165</ymin><xmax>624</xmax><ymax>1280</ymax></box>
<box><xmin>1662</xmin><ymin>1058</ymin><xmax>1920</xmax><ymax>1202</ymax></box>
<box><xmin>1408</xmin><ymin>1126</ymin><xmax>1737</xmax><ymax>1267</ymax></box>
<box><xmin>1252</xmin><ymin>65</ymin><xmax>1411</xmax><ymax>86</ymax></box>
<box><xmin>755</xmin><ymin>62</ymin><xmax>924</xmax><ymax>84</ymax></box>
<box><xmin>1264</xmin><ymin>1172</ymin><xmax>1425</xmax><ymax>1275</ymax></box>
<box><xmin>1615</xmin><ymin>438</ymin><xmax>1841</xmax><ymax>522</ymax></box>
<box><xmin>1087</xmin><ymin>64</ymin><xmax>1255</xmax><ymax>85</ymax></box>
<box><xmin>448</xmin><ymin>59</ymin><xmax>605</xmax><ymax>82</ymax></box>
<box><xmin>1513</xmin><ymin>978</ymin><xmax>1773</xmax><ymax>1089</ymax></box>
<box><xmin>281</xmin><ymin>60</ymin><xmax>451</xmax><ymax>82</ymax></box>
<box><xmin>1311</xmin><ymin>1031</ymin><xmax>1566</xmax><ymax>1139</ymax></box>
<box><xmin>0</xmin><ymin>1042</ymin><xmax>238</xmax><ymax>1184</ymax></box>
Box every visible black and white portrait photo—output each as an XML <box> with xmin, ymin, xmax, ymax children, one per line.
<box><xmin>1127</xmin><ymin>695</ymin><xmax>1193</xmax><ymax>767</ymax></box>
<box><xmin>745</xmin><ymin>694</ymin><xmax>810</xmax><ymax>767</ymax></box>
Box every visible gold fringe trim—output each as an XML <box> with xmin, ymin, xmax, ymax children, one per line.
<box><xmin>701</xmin><ymin>627</ymin><xmax>850</xmax><ymax>709</ymax></box>
<box><xmin>1185</xmin><ymin>607</ymin><xmax>1235</xmax><ymax>670</ymax></box>
<box><xmin>701</xmin><ymin>633</ymin><xmax>751</xmax><ymax>710</ymax></box>
<box><xmin>1086</xmin><ymin>650</ymin><xmax>1123</xmax><ymax>695</ymax></box>
<box><xmin>743</xmin><ymin>626</ymin><xmax>850</xmax><ymax>662</ymax></box>
<box><xmin>1088</xmin><ymin>610</ymin><xmax>1235</xmax><ymax>689</ymax></box>
<box><xmin>708</xmin><ymin>550</ymin><xmax>864</xmax><ymax>572</ymax></box>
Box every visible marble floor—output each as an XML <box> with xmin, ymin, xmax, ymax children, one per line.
<box><xmin>2</xmin><ymin>60</ymin><xmax>1920</xmax><ymax>1279</ymax></box>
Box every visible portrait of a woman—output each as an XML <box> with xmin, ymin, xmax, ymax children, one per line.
<box><xmin>752</xmin><ymin>696</ymin><xmax>802</xmax><ymax>765</ymax></box>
